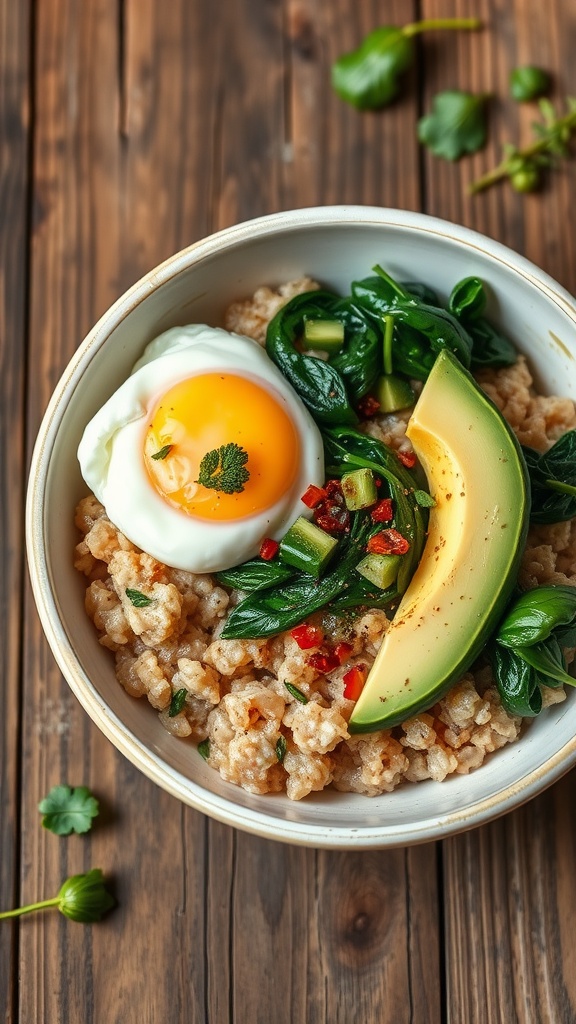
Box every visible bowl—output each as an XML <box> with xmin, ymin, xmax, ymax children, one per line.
<box><xmin>26</xmin><ymin>205</ymin><xmax>576</xmax><ymax>848</ymax></box>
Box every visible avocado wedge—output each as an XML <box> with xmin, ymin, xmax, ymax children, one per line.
<box><xmin>349</xmin><ymin>350</ymin><xmax>529</xmax><ymax>733</ymax></box>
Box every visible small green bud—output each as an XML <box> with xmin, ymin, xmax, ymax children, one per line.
<box><xmin>510</xmin><ymin>163</ymin><xmax>541</xmax><ymax>193</ymax></box>
<box><xmin>57</xmin><ymin>869</ymin><xmax>115</xmax><ymax>923</ymax></box>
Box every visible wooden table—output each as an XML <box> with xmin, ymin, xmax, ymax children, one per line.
<box><xmin>2</xmin><ymin>1</ymin><xmax>576</xmax><ymax>1020</ymax></box>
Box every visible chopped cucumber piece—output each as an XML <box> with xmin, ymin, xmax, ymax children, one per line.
<box><xmin>356</xmin><ymin>553</ymin><xmax>401</xmax><ymax>590</ymax></box>
<box><xmin>303</xmin><ymin>318</ymin><xmax>345</xmax><ymax>353</ymax></box>
<box><xmin>341</xmin><ymin>468</ymin><xmax>378</xmax><ymax>511</ymax></box>
<box><xmin>376</xmin><ymin>374</ymin><xmax>415</xmax><ymax>413</ymax></box>
<box><xmin>279</xmin><ymin>516</ymin><xmax>338</xmax><ymax>576</ymax></box>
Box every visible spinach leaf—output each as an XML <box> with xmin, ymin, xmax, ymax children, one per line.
<box><xmin>465</xmin><ymin>318</ymin><xmax>517</xmax><ymax>368</ymax></box>
<box><xmin>448</xmin><ymin>276</ymin><xmax>486</xmax><ymax>320</ymax></box>
<box><xmin>523</xmin><ymin>431</ymin><xmax>576</xmax><ymax>523</ymax></box>
<box><xmin>490</xmin><ymin>644</ymin><xmax>543</xmax><ymax>716</ymax></box>
<box><xmin>215</xmin><ymin>559</ymin><xmax>295</xmax><ymax>593</ymax></box>
<box><xmin>266</xmin><ymin>290</ymin><xmax>381</xmax><ymax>423</ymax></box>
<box><xmin>495</xmin><ymin>584</ymin><xmax>576</xmax><ymax>647</ymax></box>
<box><xmin>220</xmin><ymin>514</ymin><xmax>398</xmax><ymax>639</ymax></box>
<box><xmin>513</xmin><ymin>637</ymin><xmax>574</xmax><ymax>687</ymax></box>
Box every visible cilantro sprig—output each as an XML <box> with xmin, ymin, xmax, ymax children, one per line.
<box><xmin>470</xmin><ymin>97</ymin><xmax>576</xmax><ymax>194</ymax></box>
<box><xmin>196</xmin><ymin>442</ymin><xmax>250</xmax><ymax>495</ymax></box>
<box><xmin>38</xmin><ymin>784</ymin><xmax>99</xmax><ymax>836</ymax></box>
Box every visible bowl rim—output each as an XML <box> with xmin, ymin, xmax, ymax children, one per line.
<box><xmin>25</xmin><ymin>204</ymin><xmax>576</xmax><ymax>848</ymax></box>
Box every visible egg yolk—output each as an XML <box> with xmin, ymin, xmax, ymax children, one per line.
<box><xmin>144</xmin><ymin>373</ymin><xmax>301</xmax><ymax>521</ymax></box>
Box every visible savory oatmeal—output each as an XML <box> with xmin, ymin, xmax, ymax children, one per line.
<box><xmin>74</xmin><ymin>279</ymin><xmax>576</xmax><ymax>800</ymax></box>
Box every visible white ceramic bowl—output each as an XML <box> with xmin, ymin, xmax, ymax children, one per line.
<box><xmin>26</xmin><ymin>206</ymin><xmax>576</xmax><ymax>848</ymax></box>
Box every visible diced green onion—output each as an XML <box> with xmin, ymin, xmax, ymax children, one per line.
<box><xmin>376</xmin><ymin>373</ymin><xmax>415</xmax><ymax>413</ymax></box>
<box><xmin>279</xmin><ymin>516</ymin><xmax>338</xmax><ymax>577</ymax></box>
<box><xmin>341</xmin><ymin>468</ymin><xmax>378</xmax><ymax>511</ymax></box>
<box><xmin>303</xmin><ymin>318</ymin><xmax>345</xmax><ymax>353</ymax></box>
<box><xmin>355</xmin><ymin>553</ymin><xmax>401</xmax><ymax>590</ymax></box>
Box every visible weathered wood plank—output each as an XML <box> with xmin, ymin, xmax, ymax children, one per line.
<box><xmin>0</xmin><ymin>0</ymin><xmax>31</xmax><ymax>1021</ymax></box>
<box><xmin>420</xmin><ymin>1</ymin><xmax>576</xmax><ymax>1020</ymax></box>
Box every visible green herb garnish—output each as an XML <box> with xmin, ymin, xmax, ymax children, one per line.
<box><xmin>284</xmin><ymin>682</ymin><xmax>308</xmax><ymax>704</ymax></box>
<box><xmin>414</xmin><ymin>490</ymin><xmax>436</xmax><ymax>508</ymax></box>
<box><xmin>38</xmin><ymin>784</ymin><xmax>99</xmax><ymax>836</ymax></box>
<box><xmin>168</xmin><ymin>688</ymin><xmax>188</xmax><ymax>717</ymax></box>
<box><xmin>522</xmin><ymin>431</ymin><xmax>576</xmax><ymax>524</ymax></box>
<box><xmin>198</xmin><ymin>739</ymin><xmax>210</xmax><ymax>760</ymax></box>
<box><xmin>331</xmin><ymin>17</ymin><xmax>481</xmax><ymax>111</ymax></box>
<box><xmin>0</xmin><ymin>869</ymin><xmax>115</xmax><ymax>923</ymax></box>
<box><xmin>151</xmin><ymin>444</ymin><xmax>173</xmax><ymax>460</ymax></box>
<box><xmin>509</xmin><ymin>66</ymin><xmax>551</xmax><ymax>103</ymax></box>
<box><xmin>196</xmin><ymin>442</ymin><xmax>250</xmax><ymax>495</ymax></box>
<box><xmin>470</xmin><ymin>98</ymin><xmax>576</xmax><ymax>194</ymax></box>
<box><xmin>275</xmin><ymin>735</ymin><xmax>287</xmax><ymax>763</ymax></box>
<box><xmin>125</xmin><ymin>588</ymin><xmax>153</xmax><ymax>607</ymax></box>
<box><xmin>418</xmin><ymin>90</ymin><xmax>488</xmax><ymax>161</ymax></box>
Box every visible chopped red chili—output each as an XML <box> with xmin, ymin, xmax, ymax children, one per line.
<box><xmin>397</xmin><ymin>448</ymin><xmax>416</xmax><ymax>468</ymax></box>
<box><xmin>371</xmin><ymin>498</ymin><xmax>394</xmax><ymax>523</ymax></box>
<box><xmin>357</xmin><ymin>395</ymin><xmax>381</xmax><ymax>417</ymax></box>
<box><xmin>342</xmin><ymin>664</ymin><xmax>367</xmax><ymax>701</ymax></box>
<box><xmin>300</xmin><ymin>483</ymin><xmax>327</xmax><ymax>509</ymax></box>
<box><xmin>259</xmin><ymin>537</ymin><xmax>280</xmax><ymax>560</ymax></box>
<box><xmin>307</xmin><ymin>651</ymin><xmax>340</xmax><ymax>674</ymax></box>
<box><xmin>290</xmin><ymin>624</ymin><xmax>324</xmax><ymax>650</ymax></box>
<box><xmin>334</xmin><ymin>641</ymin><xmax>354</xmax><ymax>664</ymax></box>
<box><xmin>367</xmin><ymin>529</ymin><xmax>410</xmax><ymax>555</ymax></box>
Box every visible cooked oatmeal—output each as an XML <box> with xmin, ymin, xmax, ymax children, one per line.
<box><xmin>74</xmin><ymin>281</ymin><xmax>576</xmax><ymax>800</ymax></box>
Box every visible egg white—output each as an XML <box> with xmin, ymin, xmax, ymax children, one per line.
<box><xmin>78</xmin><ymin>325</ymin><xmax>325</xmax><ymax>572</ymax></box>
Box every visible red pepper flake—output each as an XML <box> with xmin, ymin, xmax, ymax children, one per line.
<box><xmin>397</xmin><ymin>448</ymin><xmax>416</xmax><ymax>468</ymax></box>
<box><xmin>371</xmin><ymin>498</ymin><xmax>394</xmax><ymax>523</ymax></box>
<box><xmin>334</xmin><ymin>641</ymin><xmax>354</xmax><ymax>664</ymax></box>
<box><xmin>300</xmin><ymin>483</ymin><xmax>327</xmax><ymax>509</ymax></box>
<box><xmin>259</xmin><ymin>537</ymin><xmax>279</xmax><ymax>561</ymax></box>
<box><xmin>343</xmin><ymin>664</ymin><xmax>367</xmax><ymax>701</ymax></box>
<box><xmin>367</xmin><ymin>529</ymin><xmax>410</xmax><ymax>555</ymax></box>
<box><xmin>325</xmin><ymin>479</ymin><xmax>344</xmax><ymax>499</ymax></box>
<box><xmin>290</xmin><ymin>624</ymin><xmax>324</xmax><ymax>650</ymax></box>
<box><xmin>314</xmin><ymin>504</ymin><xmax>350</xmax><ymax>534</ymax></box>
<box><xmin>307</xmin><ymin>651</ymin><xmax>340</xmax><ymax>674</ymax></box>
<box><xmin>357</xmin><ymin>395</ymin><xmax>381</xmax><ymax>418</ymax></box>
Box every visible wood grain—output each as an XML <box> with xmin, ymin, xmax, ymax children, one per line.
<box><xmin>4</xmin><ymin>0</ymin><xmax>576</xmax><ymax>1020</ymax></box>
<box><xmin>0</xmin><ymin>1</ymin><xmax>31</xmax><ymax>1021</ymax></box>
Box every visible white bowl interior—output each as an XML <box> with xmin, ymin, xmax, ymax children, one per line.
<box><xmin>27</xmin><ymin>207</ymin><xmax>576</xmax><ymax>847</ymax></box>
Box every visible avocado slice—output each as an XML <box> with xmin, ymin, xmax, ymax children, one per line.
<box><xmin>349</xmin><ymin>350</ymin><xmax>529</xmax><ymax>733</ymax></box>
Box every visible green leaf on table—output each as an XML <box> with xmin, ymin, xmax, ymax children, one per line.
<box><xmin>38</xmin><ymin>785</ymin><xmax>99</xmax><ymax>836</ymax></box>
<box><xmin>418</xmin><ymin>90</ymin><xmax>488</xmax><ymax>161</ymax></box>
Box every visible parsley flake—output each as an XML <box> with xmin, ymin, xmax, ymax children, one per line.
<box><xmin>125</xmin><ymin>588</ymin><xmax>153</xmax><ymax>607</ymax></box>
<box><xmin>196</xmin><ymin>442</ymin><xmax>250</xmax><ymax>495</ymax></box>
<box><xmin>275</xmin><ymin>736</ymin><xmax>287</xmax><ymax>763</ymax></box>
<box><xmin>198</xmin><ymin>739</ymin><xmax>210</xmax><ymax>760</ymax></box>
<box><xmin>414</xmin><ymin>489</ymin><xmax>437</xmax><ymax>508</ymax></box>
<box><xmin>38</xmin><ymin>785</ymin><xmax>99</xmax><ymax>836</ymax></box>
<box><xmin>151</xmin><ymin>444</ymin><xmax>173</xmax><ymax>461</ymax></box>
<box><xmin>169</xmin><ymin>688</ymin><xmax>188</xmax><ymax>717</ymax></box>
<box><xmin>284</xmin><ymin>682</ymin><xmax>308</xmax><ymax>704</ymax></box>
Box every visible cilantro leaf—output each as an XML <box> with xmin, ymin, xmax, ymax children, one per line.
<box><xmin>38</xmin><ymin>785</ymin><xmax>99</xmax><ymax>836</ymax></box>
<box><xmin>418</xmin><ymin>90</ymin><xmax>488</xmax><ymax>160</ymax></box>
<box><xmin>196</xmin><ymin>442</ymin><xmax>250</xmax><ymax>495</ymax></box>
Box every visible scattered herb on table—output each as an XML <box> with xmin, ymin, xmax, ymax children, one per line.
<box><xmin>469</xmin><ymin>98</ymin><xmax>576</xmax><ymax>194</ymax></box>
<box><xmin>509</xmin><ymin>66</ymin><xmax>551</xmax><ymax>103</ymax></box>
<box><xmin>38</xmin><ymin>784</ymin><xmax>99</xmax><ymax>836</ymax></box>
<box><xmin>0</xmin><ymin>869</ymin><xmax>115</xmax><ymax>923</ymax></box>
<box><xmin>418</xmin><ymin>90</ymin><xmax>488</xmax><ymax>161</ymax></box>
<box><xmin>331</xmin><ymin>17</ymin><xmax>481</xmax><ymax>111</ymax></box>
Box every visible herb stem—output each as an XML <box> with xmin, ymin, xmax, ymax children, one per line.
<box><xmin>403</xmin><ymin>17</ymin><xmax>482</xmax><ymax>39</ymax></box>
<box><xmin>372</xmin><ymin>264</ymin><xmax>410</xmax><ymax>301</ymax></box>
<box><xmin>544</xmin><ymin>478</ymin><xmax>576</xmax><ymax>497</ymax></box>
<box><xmin>0</xmin><ymin>897</ymin><xmax>60</xmax><ymax>920</ymax></box>
<box><xmin>383</xmin><ymin>315</ymin><xmax>395</xmax><ymax>375</ymax></box>
<box><xmin>469</xmin><ymin>107</ymin><xmax>576</xmax><ymax>194</ymax></box>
